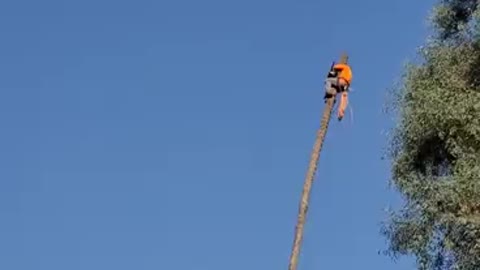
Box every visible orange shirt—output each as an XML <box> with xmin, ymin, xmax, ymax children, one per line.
<box><xmin>333</xmin><ymin>63</ymin><xmax>352</xmax><ymax>85</ymax></box>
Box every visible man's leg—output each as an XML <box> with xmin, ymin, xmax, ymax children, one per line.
<box><xmin>337</xmin><ymin>88</ymin><xmax>348</xmax><ymax>120</ymax></box>
<box><xmin>324</xmin><ymin>77</ymin><xmax>338</xmax><ymax>99</ymax></box>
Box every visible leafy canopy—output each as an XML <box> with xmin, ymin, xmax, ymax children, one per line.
<box><xmin>384</xmin><ymin>1</ymin><xmax>480</xmax><ymax>269</ymax></box>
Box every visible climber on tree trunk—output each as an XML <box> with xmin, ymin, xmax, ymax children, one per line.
<box><xmin>324</xmin><ymin>60</ymin><xmax>352</xmax><ymax>121</ymax></box>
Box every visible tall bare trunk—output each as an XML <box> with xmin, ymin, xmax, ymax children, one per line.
<box><xmin>287</xmin><ymin>53</ymin><xmax>348</xmax><ymax>270</ymax></box>
<box><xmin>287</xmin><ymin>97</ymin><xmax>335</xmax><ymax>270</ymax></box>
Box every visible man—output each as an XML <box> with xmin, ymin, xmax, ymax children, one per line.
<box><xmin>324</xmin><ymin>59</ymin><xmax>352</xmax><ymax>121</ymax></box>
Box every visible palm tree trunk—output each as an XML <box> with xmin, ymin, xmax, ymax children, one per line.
<box><xmin>287</xmin><ymin>52</ymin><xmax>348</xmax><ymax>270</ymax></box>
<box><xmin>287</xmin><ymin>96</ymin><xmax>335</xmax><ymax>270</ymax></box>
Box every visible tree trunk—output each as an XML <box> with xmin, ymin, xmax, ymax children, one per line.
<box><xmin>287</xmin><ymin>96</ymin><xmax>335</xmax><ymax>270</ymax></box>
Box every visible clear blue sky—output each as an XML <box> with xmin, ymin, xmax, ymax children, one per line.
<box><xmin>0</xmin><ymin>0</ymin><xmax>436</xmax><ymax>269</ymax></box>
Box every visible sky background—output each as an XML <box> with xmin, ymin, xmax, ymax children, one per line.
<box><xmin>0</xmin><ymin>0</ymin><xmax>436</xmax><ymax>269</ymax></box>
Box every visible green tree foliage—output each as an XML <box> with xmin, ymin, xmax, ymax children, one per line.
<box><xmin>384</xmin><ymin>1</ymin><xmax>480</xmax><ymax>269</ymax></box>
